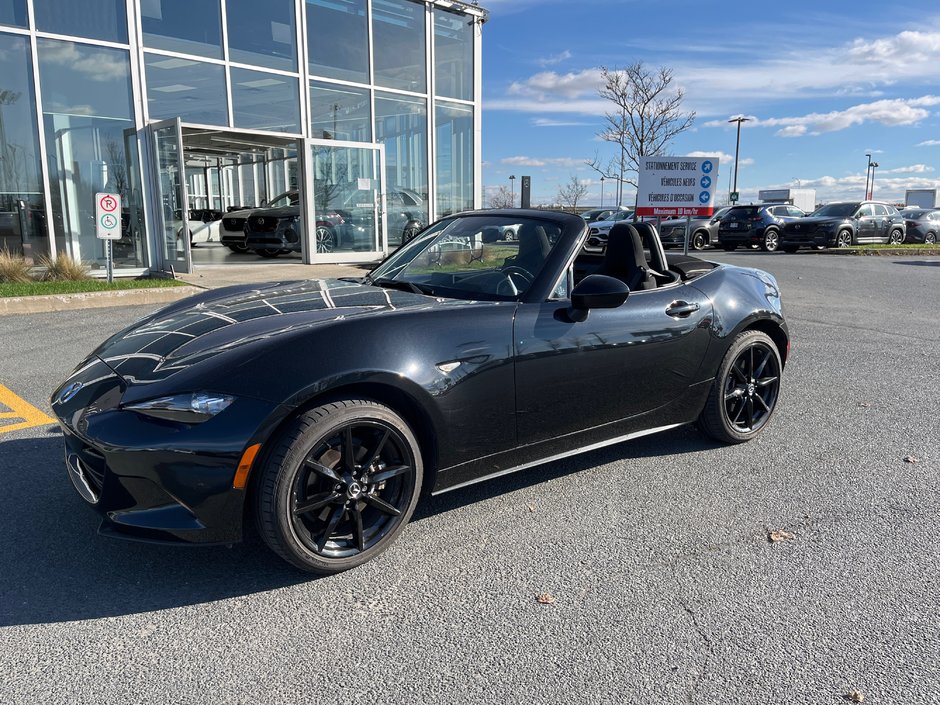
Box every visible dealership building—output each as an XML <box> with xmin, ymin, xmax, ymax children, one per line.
<box><xmin>0</xmin><ymin>0</ymin><xmax>484</xmax><ymax>274</ymax></box>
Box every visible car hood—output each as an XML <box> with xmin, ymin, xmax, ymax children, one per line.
<box><xmin>90</xmin><ymin>278</ymin><xmax>456</xmax><ymax>389</ymax></box>
<box><xmin>249</xmin><ymin>205</ymin><xmax>298</xmax><ymax>219</ymax></box>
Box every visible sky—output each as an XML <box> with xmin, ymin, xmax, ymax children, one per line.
<box><xmin>479</xmin><ymin>0</ymin><xmax>940</xmax><ymax>208</ymax></box>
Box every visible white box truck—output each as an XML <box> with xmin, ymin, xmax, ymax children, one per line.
<box><xmin>758</xmin><ymin>188</ymin><xmax>817</xmax><ymax>213</ymax></box>
<box><xmin>904</xmin><ymin>189</ymin><xmax>940</xmax><ymax>208</ymax></box>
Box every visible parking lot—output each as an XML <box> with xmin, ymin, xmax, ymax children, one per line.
<box><xmin>1</xmin><ymin>251</ymin><xmax>938</xmax><ymax>705</ymax></box>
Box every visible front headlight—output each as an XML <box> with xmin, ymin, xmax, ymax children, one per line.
<box><xmin>125</xmin><ymin>392</ymin><xmax>235</xmax><ymax>423</ymax></box>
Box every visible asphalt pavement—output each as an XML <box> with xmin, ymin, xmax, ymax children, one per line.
<box><xmin>0</xmin><ymin>251</ymin><xmax>937</xmax><ymax>705</ymax></box>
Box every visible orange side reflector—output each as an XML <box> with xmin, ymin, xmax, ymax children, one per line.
<box><xmin>233</xmin><ymin>443</ymin><xmax>262</xmax><ymax>489</ymax></box>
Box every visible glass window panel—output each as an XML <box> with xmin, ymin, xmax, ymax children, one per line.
<box><xmin>0</xmin><ymin>32</ymin><xmax>47</xmax><ymax>258</ymax></box>
<box><xmin>230</xmin><ymin>67</ymin><xmax>299</xmax><ymax>133</ymax></box>
<box><xmin>373</xmin><ymin>0</ymin><xmax>426</xmax><ymax>93</ymax></box>
<box><xmin>145</xmin><ymin>53</ymin><xmax>227</xmax><ymax>125</ymax></box>
<box><xmin>141</xmin><ymin>0</ymin><xmax>222</xmax><ymax>59</ymax></box>
<box><xmin>227</xmin><ymin>0</ymin><xmax>296</xmax><ymax>71</ymax></box>
<box><xmin>306</xmin><ymin>0</ymin><xmax>368</xmax><ymax>84</ymax></box>
<box><xmin>436</xmin><ymin>101</ymin><xmax>472</xmax><ymax>217</ymax></box>
<box><xmin>34</xmin><ymin>0</ymin><xmax>127</xmax><ymax>43</ymax></box>
<box><xmin>434</xmin><ymin>8</ymin><xmax>472</xmax><ymax>101</ymax></box>
<box><xmin>310</xmin><ymin>81</ymin><xmax>371</xmax><ymax>142</ymax></box>
<box><xmin>311</xmin><ymin>144</ymin><xmax>380</xmax><ymax>253</ymax></box>
<box><xmin>0</xmin><ymin>0</ymin><xmax>27</xmax><ymax>28</ymax></box>
<box><xmin>37</xmin><ymin>39</ymin><xmax>139</xmax><ymax>268</ymax></box>
<box><xmin>375</xmin><ymin>92</ymin><xmax>428</xmax><ymax>246</ymax></box>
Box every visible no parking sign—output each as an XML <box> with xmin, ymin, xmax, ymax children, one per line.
<box><xmin>95</xmin><ymin>192</ymin><xmax>122</xmax><ymax>240</ymax></box>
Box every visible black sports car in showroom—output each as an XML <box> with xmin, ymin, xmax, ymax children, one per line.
<box><xmin>51</xmin><ymin>210</ymin><xmax>788</xmax><ymax>574</ymax></box>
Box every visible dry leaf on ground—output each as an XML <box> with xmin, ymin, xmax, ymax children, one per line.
<box><xmin>903</xmin><ymin>455</ymin><xmax>919</xmax><ymax>464</ymax></box>
<box><xmin>857</xmin><ymin>402</ymin><xmax>871</xmax><ymax>408</ymax></box>
<box><xmin>527</xmin><ymin>503</ymin><xmax>536</xmax><ymax>513</ymax></box>
<box><xmin>845</xmin><ymin>689</ymin><xmax>865</xmax><ymax>703</ymax></box>
<box><xmin>768</xmin><ymin>529</ymin><xmax>795</xmax><ymax>543</ymax></box>
<box><xmin>535</xmin><ymin>593</ymin><xmax>556</xmax><ymax>605</ymax></box>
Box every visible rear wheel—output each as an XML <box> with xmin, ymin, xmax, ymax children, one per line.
<box><xmin>926</xmin><ymin>232</ymin><xmax>937</xmax><ymax>245</ymax></box>
<box><xmin>697</xmin><ymin>330</ymin><xmax>782</xmax><ymax>444</ymax></box>
<box><xmin>315</xmin><ymin>225</ymin><xmax>335</xmax><ymax>253</ymax></box>
<box><xmin>256</xmin><ymin>399</ymin><xmax>423</xmax><ymax>574</ymax></box>
<box><xmin>692</xmin><ymin>231</ymin><xmax>708</xmax><ymax>250</ymax></box>
<box><xmin>888</xmin><ymin>228</ymin><xmax>904</xmax><ymax>245</ymax></box>
<box><xmin>761</xmin><ymin>228</ymin><xmax>779</xmax><ymax>252</ymax></box>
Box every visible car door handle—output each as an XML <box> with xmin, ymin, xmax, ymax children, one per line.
<box><xmin>666</xmin><ymin>301</ymin><xmax>700</xmax><ymax>317</ymax></box>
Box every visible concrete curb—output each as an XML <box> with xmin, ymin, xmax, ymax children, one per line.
<box><xmin>0</xmin><ymin>285</ymin><xmax>203</xmax><ymax>316</ymax></box>
<box><xmin>812</xmin><ymin>247</ymin><xmax>940</xmax><ymax>256</ymax></box>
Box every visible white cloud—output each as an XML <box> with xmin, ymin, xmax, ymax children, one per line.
<box><xmin>531</xmin><ymin>117</ymin><xmax>594</xmax><ymax>127</ymax></box>
<box><xmin>507</xmin><ymin>69</ymin><xmax>602</xmax><ymax>101</ymax></box>
<box><xmin>40</xmin><ymin>42</ymin><xmax>128</xmax><ymax>83</ymax></box>
<box><xmin>878</xmin><ymin>164</ymin><xmax>935</xmax><ymax>174</ymax></box>
<box><xmin>537</xmin><ymin>50</ymin><xmax>573</xmax><ymax>67</ymax></box>
<box><xmin>501</xmin><ymin>155</ymin><xmax>586</xmax><ymax>168</ymax></box>
<box><xmin>776</xmin><ymin>125</ymin><xmax>807</xmax><ymax>138</ymax></box>
<box><xmin>686</xmin><ymin>151</ymin><xmax>754</xmax><ymax>167</ymax></box>
<box><xmin>917</xmin><ymin>139</ymin><xmax>940</xmax><ymax>146</ymax></box>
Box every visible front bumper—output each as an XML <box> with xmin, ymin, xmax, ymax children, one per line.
<box><xmin>51</xmin><ymin>357</ymin><xmax>281</xmax><ymax>545</ymax></box>
<box><xmin>718</xmin><ymin>225</ymin><xmax>765</xmax><ymax>245</ymax></box>
<box><xmin>780</xmin><ymin>229</ymin><xmax>834</xmax><ymax>247</ymax></box>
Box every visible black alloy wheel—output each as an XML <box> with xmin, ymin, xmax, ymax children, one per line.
<box><xmin>888</xmin><ymin>228</ymin><xmax>904</xmax><ymax>245</ymax></box>
<box><xmin>692</xmin><ymin>231</ymin><xmax>708</xmax><ymax>250</ymax></box>
<box><xmin>762</xmin><ymin>229</ymin><xmax>779</xmax><ymax>252</ymax></box>
<box><xmin>256</xmin><ymin>399</ymin><xmax>422</xmax><ymax>574</ymax></box>
<box><xmin>836</xmin><ymin>230</ymin><xmax>853</xmax><ymax>248</ymax></box>
<box><xmin>698</xmin><ymin>330</ymin><xmax>782</xmax><ymax>444</ymax></box>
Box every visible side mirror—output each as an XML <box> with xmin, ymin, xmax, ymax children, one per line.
<box><xmin>568</xmin><ymin>274</ymin><xmax>630</xmax><ymax>322</ymax></box>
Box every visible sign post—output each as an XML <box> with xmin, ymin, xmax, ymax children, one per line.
<box><xmin>95</xmin><ymin>192</ymin><xmax>121</xmax><ymax>284</ymax></box>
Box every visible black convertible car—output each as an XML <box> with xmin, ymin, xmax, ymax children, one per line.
<box><xmin>51</xmin><ymin>210</ymin><xmax>788</xmax><ymax>574</ymax></box>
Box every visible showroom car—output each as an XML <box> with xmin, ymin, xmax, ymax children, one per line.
<box><xmin>659</xmin><ymin>207</ymin><xmax>731</xmax><ymax>250</ymax></box>
<box><xmin>581</xmin><ymin>206</ymin><xmax>631</xmax><ymax>224</ymax></box>
<box><xmin>219</xmin><ymin>206</ymin><xmax>255</xmax><ymax>253</ymax></box>
<box><xmin>899</xmin><ymin>208</ymin><xmax>939</xmax><ymax>244</ymax></box>
<box><xmin>51</xmin><ymin>210</ymin><xmax>788</xmax><ymax>575</ymax></box>
<box><xmin>584</xmin><ymin>209</ymin><xmax>636</xmax><ymax>250</ymax></box>
<box><xmin>778</xmin><ymin>201</ymin><xmax>906</xmax><ymax>251</ymax></box>
<box><xmin>717</xmin><ymin>203</ymin><xmax>806</xmax><ymax>252</ymax></box>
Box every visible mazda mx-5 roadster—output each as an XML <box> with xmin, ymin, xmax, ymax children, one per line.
<box><xmin>51</xmin><ymin>209</ymin><xmax>788</xmax><ymax>574</ymax></box>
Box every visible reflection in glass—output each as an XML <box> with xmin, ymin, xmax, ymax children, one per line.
<box><xmin>141</xmin><ymin>0</ymin><xmax>222</xmax><ymax>59</ymax></box>
<box><xmin>310</xmin><ymin>82</ymin><xmax>371</xmax><ymax>142</ymax></box>
<box><xmin>0</xmin><ymin>33</ymin><xmax>46</xmax><ymax>258</ymax></box>
<box><xmin>227</xmin><ymin>0</ymin><xmax>296</xmax><ymax>71</ymax></box>
<box><xmin>145</xmin><ymin>54</ymin><xmax>228</xmax><ymax>125</ymax></box>
<box><xmin>436</xmin><ymin>102</ymin><xmax>473</xmax><ymax>217</ymax></box>
<box><xmin>152</xmin><ymin>122</ymin><xmax>186</xmax><ymax>265</ymax></box>
<box><xmin>121</xmin><ymin>128</ymin><xmax>149</xmax><ymax>268</ymax></box>
<box><xmin>373</xmin><ymin>0</ymin><xmax>426</xmax><ymax>92</ymax></box>
<box><xmin>375</xmin><ymin>92</ymin><xmax>428</xmax><ymax>246</ymax></box>
<box><xmin>34</xmin><ymin>0</ymin><xmax>127</xmax><ymax>42</ymax></box>
<box><xmin>434</xmin><ymin>8</ymin><xmax>473</xmax><ymax>101</ymax></box>
<box><xmin>311</xmin><ymin>144</ymin><xmax>381</xmax><ymax>253</ymax></box>
<box><xmin>37</xmin><ymin>39</ymin><xmax>141</xmax><ymax>268</ymax></box>
<box><xmin>231</xmin><ymin>67</ymin><xmax>300</xmax><ymax>133</ymax></box>
<box><xmin>306</xmin><ymin>0</ymin><xmax>368</xmax><ymax>84</ymax></box>
<box><xmin>0</xmin><ymin>0</ymin><xmax>27</xmax><ymax>27</ymax></box>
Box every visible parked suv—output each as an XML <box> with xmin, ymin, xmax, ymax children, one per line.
<box><xmin>717</xmin><ymin>203</ymin><xmax>806</xmax><ymax>252</ymax></box>
<box><xmin>779</xmin><ymin>201</ymin><xmax>905</xmax><ymax>251</ymax></box>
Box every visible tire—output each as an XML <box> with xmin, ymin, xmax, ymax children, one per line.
<box><xmin>255</xmin><ymin>399</ymin><xmax>423</xmax><ymax>574</ymax></box>
<box><xmin>761</xmin><ymin>228</ymin><xmax>779</xmax><ymax>252</ymax></box>
<box><xmin>401</xmin><ymin>223</ymin><xmax>422</xmax><ymax>244</ymax></box>
<box><xmin>781</xmin><ymin>245</ymin><xmax>799</xmax><ymax>253</ymax></box>
<box><xmin>836</xmin><ymin>230</ymin><xmax>853</xmax><ymax>248</ymax></box>
<box><xmin>721</xmin><ymin>243</ymin><xmax>737</xmax><ymax>251</ymax></box>
<box><xmin>926</xmin><ymin>232</ymin><xmax>937</xmax><ymax>245</ymax></box>
<box><xmin>315</xmin><ymin>225</ymin><xmax>335</xmax><ymax>253</ymax></box>
<box><xmin>697</xmin><ymin>330</ymin><xmax>782</xmax><ymax>444</ymax></box>
<box><xmin>888</xmin><ymin>228</ymin><xmax>904</xmax><ymax>245</ymax></box>
<box><xmin>255</xmin><ymin>248</ymin><xmax>281</xmax><ymax>258</ymax></box>
<box><xmin>227</xmin><ymin>243</ymin><xmax>249</xmax><ymax>253</ymax></box>
<box><xmin>692</xmin><ymin>231</ymin><xmax>708</xmax><ymax>250</ymax></box>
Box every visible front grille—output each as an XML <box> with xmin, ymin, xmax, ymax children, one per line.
<box><xmin>222</xmin><ymin>217</ymin><xmax>246</xmax><ymax>230</ymax></box>
<box><xmin>248</xmin><ymin>216</ymin><xmax>277</xmax><ymax>232</ymax></box>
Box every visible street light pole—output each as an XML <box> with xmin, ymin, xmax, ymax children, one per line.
<box><xmin>728</xmin><ymin>116</ymin><xmax>750</xmax><ymax>203</ymax></box>
<box><xmin>600</xmin><ymin>176</ymin><xmax>605</xmax><ymax>208</ymax></box>
<box><xmin>509</xmin><ymin>174</ymin><xmax>516</xmax><ymax>207</ymax></box>
<box><xmin>869</xmin><ymin>162</ymin><xmax>879</xmax><ymax>200</ymax></box>
<box><xmin>864</xmin><ymin>152</ymin><xmax>873</xmax><ymax>199</ymax></box>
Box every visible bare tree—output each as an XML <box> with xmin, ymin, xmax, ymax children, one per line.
<box><xmin>556</xmin><ymin>174</ymin><xmax>588</xmax><ymax>212</ymax></box>
<box><xmin>105</xmin><ymin>138</ymin><xmax>128</xmax><ymax>200</ymax></box>
<box><xmin>489</xmin><ymin>185</ymin><xmax>514</xmax><ymax>209</ymax></box>
<box><xmin>587</xmin><ymin>63</ymin><xmax>695</xmax><ymax>206</ymax></box>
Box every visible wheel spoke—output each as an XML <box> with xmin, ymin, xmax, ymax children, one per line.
<box><xmin>730</xmin><ymin>397</ymin><xmax>746</xmax><ymax>423</ymax></box>
<box><xmin>753</xmin><ymin>348</ymin><xmax>771</xmax><ymax>378</ymax></box>
<box><xmin>352</xmin><ymin>506</ymin><xmax>365</xmax><ymax>552</ymax></box>
<box><xmin>756</xmin><ymin>375</ymin><xmax>778</xmax><ymax>387</ymax></box>
<box><xmin>754</xmin><ymin>393</ymin><xmax>771</xmax><ymax>413</ymax></box>
<box><xmin>731</xmin><ymin>363</ymin><xmax>747</xmax><ymax>384</ymax></box>
<box><xmin>316</xmin><ymin>505</ymin><xmax>345</xmax><ymax>552</ymax></box>
<box><xmin>367</xmin><ymin>464</ymin><xmax>411</xmax><ymax>484</ymax></box>
<box><xmin>363</xmin><ymin>493</ymin><xmax>401</xmax><ymax>517</ymax></box>
<box><xmin>343</xmin><ymin>426</ymin><xmax>356</xmax><ymax>472</ymax></box>
<box><xmin>745</xmin><ymin>397</ymin><xmax>755</xmax><ymax>430</ymax></box>
<box><xmin>294</xmin><ymin>491</ymin><xmax>341</xmax><ymax>516</ymax></box>
<box><xmin>304</xmin><ymin>458</ymin><xmax>341</xmax><ymax>483</ymax></box>
<box><xmin>361</xmin><ymin>429</ymin><xmax>390</xmax><ymax>472</ymax></box>
<box><xmin>724</xmin><ymin>387</ymin><xmax>745</xmax><ymax>401</ymax></box>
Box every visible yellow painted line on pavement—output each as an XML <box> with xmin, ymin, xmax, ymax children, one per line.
<box><xmin>0</xmin><ymin>384</ymin><xmax>56</xmax><ymax>434</ymax></box>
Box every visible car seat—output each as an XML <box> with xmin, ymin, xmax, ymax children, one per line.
<box><xmin>594</xmin><ymin>223</ymin><xmax>655</xmax><ymax>290</ymax></box>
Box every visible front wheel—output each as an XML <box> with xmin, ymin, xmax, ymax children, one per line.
<box><xmin>315</xmin><ymin>225</ymin><xmax>335</xmax><ymax>253</ymax></box>
<box><xmin>925</xmin><ymin>232</ymin><xmax>937</xmax><ymax>245</ymax></box>
<box><xmin>256</xmin><ymin>399</ymin><xmax>423</xmax><ymax>574</ymax></box>
<box><xmin>401</xmin><ymin>222</ymin><xmax>422</xmax><ymax>244</ymax></box>
<box><xmin>761</xmin><ymin>229</ymin><xmax>779</xmax><ymax>252</ymax></box>
<box><xmin>697</xmin><ymin>330</ymin><xmax>782</xmax><ymax>444</ymax></box>
<box><xmin>836</xmin><ymin>230</ymin><xmax>853</xmax><ymax>248</ymax></box>
<box><xmin>888</xmin><ymin>228</ymin><xmax>904</xmax><ymax>245</ymax></box>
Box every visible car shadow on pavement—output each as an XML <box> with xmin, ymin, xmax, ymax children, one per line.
<box><xmin>1</xmin><ymin>424</ymin><xmax>715</xmax><ymax>627</ymax></box>
<box><xmin>893</xmin><ymin>260</ymin><xmax>940</xmax><ymax>267</ymax></box>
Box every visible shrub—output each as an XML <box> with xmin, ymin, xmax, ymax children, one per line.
<box><xmin>37</xmin><ymin>253</ymin><xmax>91</xmax><ymax>281</ymax></box>
<box><xmin>0</xmin><ymin>248</ymin><xmax>32</xmax><ymax>284</ymax></box>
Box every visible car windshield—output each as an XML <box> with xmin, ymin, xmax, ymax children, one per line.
<box><xmin>267</xmin><ymin>192</ymin><xmax>299</xmax><ymax>208</ymax></box>
<box><xmin>725</xmin><ymin>207</ymin><xmax>759</xmax><ymax>220</ymax></box>
<box><xmin>811</xmin><ymin>203</ymin><xmax>857</xmax><ymax>217</ymax></box>
<box><xmin>367</xmin><ymin>215</ymin><xmax>566</xmax><ymax>301</ymax></box>
<box><xmin>901</xmin><ymin>209</ymin><xmax>927</xmax><ymax>218</ymax></box>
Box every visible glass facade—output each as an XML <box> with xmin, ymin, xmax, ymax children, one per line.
<box><xmin>4</xmin><ymin>0</ymin><xmax>481</xmax><ymax>272</ymax></box>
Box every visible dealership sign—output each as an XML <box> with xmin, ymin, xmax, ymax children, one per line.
<box><xmin>636</xmin><ymin>156</ymin><xmax>719</xmax><ymax>217</ymax></box>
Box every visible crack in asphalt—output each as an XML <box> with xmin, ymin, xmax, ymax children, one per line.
<box><xmin>672</xmin><ymin>567</ymin><xmax>717</xmax><ymax>705</ymax></box>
